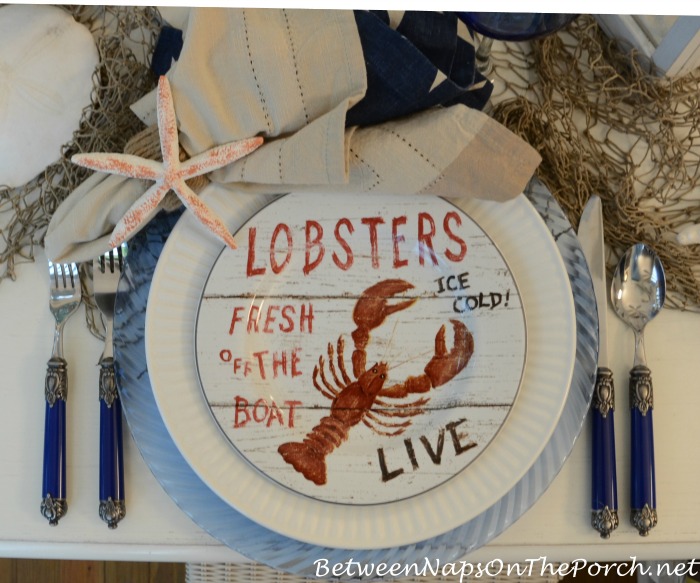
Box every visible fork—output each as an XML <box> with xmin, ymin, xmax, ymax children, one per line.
<box><xmin>41</xmin><ymin>261</ymin><xmax>82</xmax><ymax>526</ymax></box>
<box><xmin>93</xmin><ymin>243</ymin><xmax>127</xmax><ymax>528</ymax></box>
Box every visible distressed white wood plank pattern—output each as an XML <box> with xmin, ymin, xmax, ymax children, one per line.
<box><xmin>195</xmin><ymin>194</ymin><xmax>524</xmax><ymax>504</ymax></box>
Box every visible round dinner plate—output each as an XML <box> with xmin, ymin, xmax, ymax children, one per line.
<box><xmin>195</xmin><ymin>193</ymin><xmax>526</xmax><ymax>505</ymax></box>
<box><xmin>115</xmin><ymin>179</ymin><xmax>597</xmax><ymax>574</ymax></box>
<box><xmin>145</xmin><ymin>186</ymin><xmax>576</xmax><ymax>549</ymax></box>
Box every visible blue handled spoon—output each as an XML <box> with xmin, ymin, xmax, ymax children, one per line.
<box><xmin>610</xmin><ymin>243</ymin><xmax>666</xmax><ymax>536</ymax></box>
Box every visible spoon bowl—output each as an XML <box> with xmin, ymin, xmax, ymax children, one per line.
<box><xmin>610</xmin><ymin>243</ymin><xmax>665</xmax><ymax>536</ymax></box>
<box><xmin>611</xmin><ymin>244</ymin><xmax>666</xmax><ymax>346</ymax></box>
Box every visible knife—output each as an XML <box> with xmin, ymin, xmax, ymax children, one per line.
<box><xmin>578</xmin><ymin>195</ymin><xmax>619</xmax><ymax>538</ymax></box>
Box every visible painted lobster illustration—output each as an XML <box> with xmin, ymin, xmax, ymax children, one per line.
<box><xmin>278</xmin><ymin>278</ymin><xmax>474</xmax><ymax>485</ymax></box>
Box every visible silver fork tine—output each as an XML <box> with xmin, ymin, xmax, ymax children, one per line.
<box><xmin>93</xmin><ymin>243</ymin><xmax>127</xmax><ymax>528</ymax></box>
<box><xmin>42</xmin><ymin>260</ymin><xmax>82</xmax><ymax>526</ymax></box>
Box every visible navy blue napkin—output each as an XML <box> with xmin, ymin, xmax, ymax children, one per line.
<box><xmin>347</xmin><ymin>11</ymin><xmax>491</xmax><ymax>127</ymax></box>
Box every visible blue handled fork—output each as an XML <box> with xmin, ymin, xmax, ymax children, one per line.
<box><xmin>93</xmin><ymin>243</ymin><xmax>127</xmax><ymax>528</ymax></box>
<box><xmin>41</xmin><ymin>261</ymin><xmax>81</xmax><ymax>525</ymax></box>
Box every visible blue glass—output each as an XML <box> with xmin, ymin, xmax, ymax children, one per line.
<box><xmin>631</xmin><ymin>408</ymin><xmax>656</xmax><ymax>510</ymax></box>
<box><xmin>592</xmin><ymin>409</ymin><xmax>618</xmax><ymax>511</ymax></box>
<box><xmin>42</xmin><ymin>400</ymin><xmax>66</xmax><ymax>499</ymax></box>
<box><xmin>457</xmin><ymin>13</ymin><xmax>577</xmax><ymax>41</ymax></box>
<box><xmin>99</xmin><ymin>398</ymin><xmax>124</xmax><ymax>502</ymax></box>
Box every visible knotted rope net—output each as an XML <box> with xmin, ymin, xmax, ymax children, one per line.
<box><xmin>0</xmin><ymin>5</ymin><xmax>161</xmax><ymax>333</ymax></box>
<box><xmin>1</xmin><ymin>10</ymin><xmax>699</xmax><ymax>313</ymax></box>
<box><xmin>0</xmin><ymin>6</ymin><xmax>161</xmax><ymax>276</ymax></box>
<box><xmin>489</xmin><ymin>14</ymin><xmax>700</xmax><ymax>312</ymax></box>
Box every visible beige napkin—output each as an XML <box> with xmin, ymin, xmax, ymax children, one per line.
<box><xmin>45</xmin><ymin>8</ymin><xmax>541</xmax><ymax>263</ymax></box>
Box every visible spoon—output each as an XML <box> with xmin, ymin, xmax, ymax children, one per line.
<box><xmin>611</xmin><ymin>243</ymin><xmax>666</xmax><ymax>536</ymax></box>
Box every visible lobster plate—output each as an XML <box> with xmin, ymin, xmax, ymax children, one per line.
<box><xmin>195</xmin><ymin>193</ymin><xmax>523</xmax><ymax>504</ymax></box>
<box><xmin>147</xmin><ymin>187</ymin><xmax>575</xmax><ymax>548</ymax></box>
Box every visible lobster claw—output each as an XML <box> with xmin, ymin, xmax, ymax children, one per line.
<box><xmin>352</xmin><ymin>279</ymin><xmax>416</xmax><ymax>332</ymax></box>
<box><xmin>425</xmin><ymin>320</ymin><xmax>474</xmax><ymax>388</ymax></box>
<box><xmin>351</xmin><ymin>279</ymin><xmax>416</xmax><ymax>378</ymax></box>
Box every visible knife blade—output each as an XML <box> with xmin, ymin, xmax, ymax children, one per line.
<box><xmin>578</xmin><ymin>195</ymin><xmax>619</xmax><ymax>538</ymax></box>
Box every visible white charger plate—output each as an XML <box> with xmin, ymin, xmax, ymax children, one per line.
<box><xmin>115</xmin><ymin>179</ymin><xmax>597</xmax><ymax>573</ymax></box>
<box><xmin>145</xmin><ymin>186</ymin><xmax>576</xmax><ymax>549</ymax></box>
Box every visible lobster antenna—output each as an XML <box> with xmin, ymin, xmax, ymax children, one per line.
<box><xmin>380</xmin><ymin>315</ymin><xmax>438</xmax><ymax>372</ymax></box>
<box><xmin>381</xmin><ymin>319</ymin><xmax>400</xmax><ymax>361</ymax></box>
<box><xmin>382</xmin><ymin>318</ymin><xmax>435</xmax><ymax>372</ymax></box>
<box><xmin>387</xmin><ymin>348</ymin><xmax>434</xmax><ymax>372</ymax></box>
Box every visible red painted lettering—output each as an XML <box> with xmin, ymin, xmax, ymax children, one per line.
<box><xmin>304</xmin><ymin>220</ymin><xmax>325</xmax><ymax>275</ymax></box>
<box><xmin>247</xmin><ymin>305</ymin><xmax>260</xmax><ymax>333</ymax></box>
<box><xmin>444</xmin><ymin>211</ymin><xmax>467</xmax><ymax>262</ymax></box>
<box><xmin>392</xmin><ymin>215</ymin><xmax>408</xmax><ymax>268</ymax></box>
<box><xmin>246</xmin><ymin>227</ymin><xmax>266</xmax><ymax>277</ymax></box>
<box><xmin>300</xmin><ymin>304</ymin><xmax>314</xmax><ymax>333</ymax></box>
<box><xmin>285</xmin><ymin>400</ymin><xmax>302</xmax><ymax>427</ymax></box>
<box><xmin>253</xmin><ymin>350</ymin><xmax>268</xmax><ymax>379</ymax></box>
<box><xmin>230</xmin><ymin>358</ymin><xmax>256</xmax><ymax>377</ymax></box>
<box><xmin>270</xmin><ymin>223</ymin><xmax>292</xmax><ymax>274</ymax></box>
<box><xmin>291</xmin><ymin>347</ymin><xmax>302</xmax><ymax>377</ymax></box>
<box><xmin>266</xmin><ymin>401</ymin><xmax>285</xmax><ymax>427</ymax></box>
<box><xmin>246</xmin><ymin>211</ymin><xmax>467</xmax><ymax>277</ymax></box>
<box><xmin>272</xmin><ymin>350</ymin><xmax>287</xmax><ymax>378</ymax></box>
<box><xmin>233</xmin><ymin>397</ymin><xmax>303</xmax><ymax>429</ymax></box>
<box><xmin>418</xmin><ymin>212</ymin><xmax>438</xmax><ymax>266</ymax></box>
<box><xmin>231</xmin><ymin>303</ymin><xmax>315</xmax><ymax>335</ymax></box>
<box><xmin>234</xmin><ymin>396</ymin><xmax>250</xmax><ymax>428</ymax></box>
<box><xmin>229</xmin><ymin>306</ymin><xmax>245</xmax><ymax>335</ymax></box>
<box><xmin>361</xmin><ymin>216</ymin><xmax>385</xmax><ymax>269</ymax></box>
<box><xmin>252</xmin><ymin>398</ymin><xmax>269</xmax><ymax>423</ymax></box>
<box><xmin>263</xmin><ymin>305</ymin><xmax>279</xmax><ymax>333</ymax></box>
<box><xmin>280</xmin><ymin>305</ymin><xmax>295</xmax><ymax>333</ymax></box>
<box><xmin>332</xmin><ymin>218</ymin><xmax>354</xmax><ymax>270</ymax></box>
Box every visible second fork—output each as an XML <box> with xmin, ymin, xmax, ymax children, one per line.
<box><xmin>94</xmin><ymin>244</ymin><xmax>127</xmax><ymax>529</ymax></box>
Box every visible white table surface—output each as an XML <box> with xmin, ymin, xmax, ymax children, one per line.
<box><xmin>1</xmin><ymin>244</ymin><xmax>699</xmax><ymax>565</ymax></box>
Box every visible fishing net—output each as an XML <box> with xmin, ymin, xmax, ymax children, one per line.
<box><xmin>0</xmin><ymin>5</ymin><xmax>161</xmax><ymax>333</ymax></box>
<box><xmin>2</xmin><ymin>10</ymin><xmax>698</xmax><ymax>312</ymax></box>
<box><xmin>488</xmin><ymin>14</ymin><xmax>700</xmax><ymax>311</ymax></box>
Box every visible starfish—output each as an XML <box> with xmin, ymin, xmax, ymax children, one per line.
<box><xmin>72</xmin><ymin>75</ymin><xmax>263</xmax><ymax>249</ymax></box>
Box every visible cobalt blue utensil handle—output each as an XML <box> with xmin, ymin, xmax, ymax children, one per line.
<box><xmin>41</xmin><ymin>357</ymin><xmax>68</xmax><ymax>525</ymax></box>
<box><xmin>98</xmin><ymin>357</ymin><xmax>125</xmax><ymax>529</ymax></box>
<box><xmin>591</xmin><ymin>367</ymin><xmax>618</xmax><ymax>538</ymax></box>
<box><xmin>630</xmin><ymin>364</ymin><xmax>656</xmax><ymax>536</ymax></box>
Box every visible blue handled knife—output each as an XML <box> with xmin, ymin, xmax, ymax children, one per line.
<box><xmin>579</xmin><ymin>195</ymin><xmax>619</xmax><ymax>538</ymax></box>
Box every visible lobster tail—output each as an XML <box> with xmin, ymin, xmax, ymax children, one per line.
<box><xmin>278</xmin><ymin>416</ymin><xmax>350</xmax><ymax>485</ymax></box>
<box><xmin>278</xmin><ymin>442</ymin><xmax>328</xmax><ymax>486</ymax></box>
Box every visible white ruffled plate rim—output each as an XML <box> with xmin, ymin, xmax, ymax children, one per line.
<box><xmin>144</xmin><ymin>187</ymin><xmax>576</xmax><ymax>549</ymax></box>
